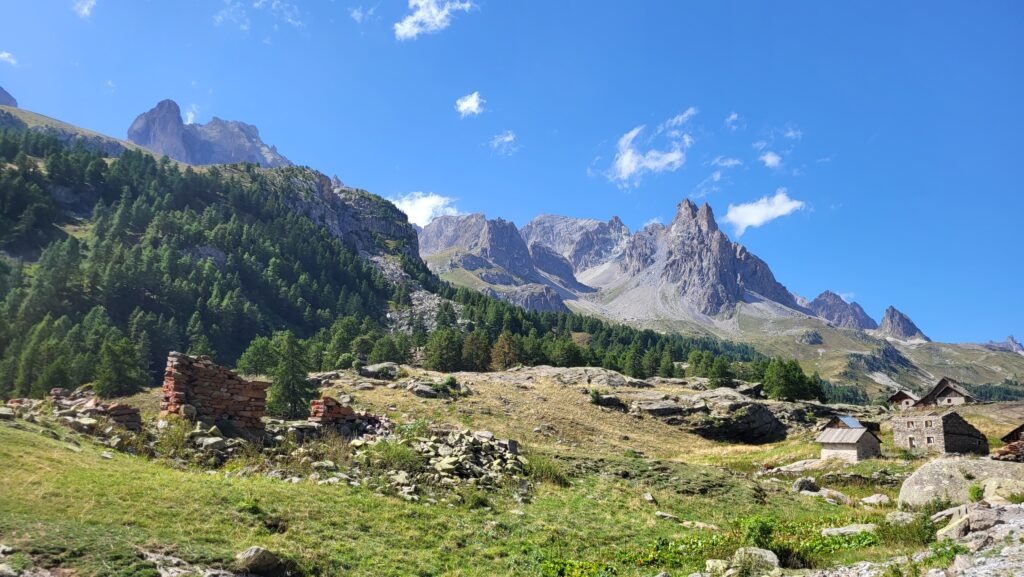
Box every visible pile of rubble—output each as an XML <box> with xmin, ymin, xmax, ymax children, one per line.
<box><xmin>992</xmin><ymin>440</ymin><xmax>1024</xmax><ymax>462</ymax></box>
<box><xmin>49</xmin><ymin>387</ymin><xmax>143</xmax><ymax>432</ymax></box>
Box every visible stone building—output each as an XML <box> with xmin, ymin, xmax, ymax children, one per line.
<box><xmin>887</xmin><ymin>390</ymin><xmax>919</xmax><ymax>410</ymax></box>
<box><xmin>1002</xmin><ymin>423</ymin><xmax>1024</xmax><ymax>444</ymax></box>
<box><xmin>891</xmin><ymin>411</ymin><xmax>988</xmax><ymax>455</ymax></box>
<box><xmin>912</xmin><ymin>377</ymin><xmax>975</xmax><ymax>408</ymax></box>
<box><xmin>816</xmin><ymin>425</ymin><xmax>882</xmax><ymax>463</ymax></box>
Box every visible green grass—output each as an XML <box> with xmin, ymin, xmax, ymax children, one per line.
<box><xmin>0</xmin><ymin>421</ymin><xmax>939</xmax><ymax>576</ymax></box>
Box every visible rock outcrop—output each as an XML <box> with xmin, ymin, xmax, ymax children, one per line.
<box><xmin>898</xmin><ymin>457</ymin><xmax>1024</xmax><ymax>507</ymax></box>
<box><xmin>127</xmin><ymin>99</ymin><xmax>291</xmax><ymax>167</ymax></box>
<box><xmin>481</xmin><ymin>284</ymin><xmax>568</xmax><ymax>313</ymax></box>
<box><xmin>0</xmin><ymin>86</ymin><xmax>16</xmax><ymax>108</ymax></box>
<box><xmin>877</xmin><ymin>305</ymin><xmax>930</xmax><ymax>342</ymax></box>
<box><xmin>808</xmin><ymin>290</ymin><xmax>878</xmax><ymax>330</ymax></box>
<box><xmin>984</xmin><ymin>335</ymin><xmax>1024</xmax><ymax>356</ymax></box>
<box><xmin>520</xmin><ymin>214</ymin><xmax>630</xmax><ymax>272</ymax></box>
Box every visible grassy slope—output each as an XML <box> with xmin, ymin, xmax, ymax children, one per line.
<box><xmin>1</xmin><ymin>367</ymin><xmax>962</xmax><ymax>576</ymax></box>
<box><xmin>0</xmin><ymin>106</ymin><xmax>146</xmax><ymax>153</ymax></box>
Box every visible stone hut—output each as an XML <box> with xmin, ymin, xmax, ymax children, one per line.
<box><xmin>887</xmin><ymin>390</ymin><xmax>919</xmax><ymax>410</ymax></box>
<box><xmin>891</xmin><ymin>411</ymin><xmax>988</xmax><ymax>455</ymax></box>
<box><xmin>912</xmin><ymin>377</ymin><xmax>975</xmax><ymax>408</ymax></box>
<box><xmin>1001</xmin><ymin>423</ymin><xmax>1024</xmax><ymax>444</ymax></box>
<box><xmin>815</xmin><ymin>425</ymin><xmax>881</xmax><ymax>463</ymax></box>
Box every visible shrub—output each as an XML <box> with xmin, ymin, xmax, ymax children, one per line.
<box><xmin>877</xmin><ymin>515</ymin><xmax>935</xmax><ymax>547</ymax></box>
<box><xmin>968</xmin><ymin>484</ymin><xmax>984</xmax><ymax>502</ymax></box>
<box><xmin>359</xmin><ymin>439</ymin><xmax>426</xmax><ymax>473</ymax></box>
<box><xmin>540</xmin><ymin>559</ymin><xmax>617</xmax><ymax>577</ymax></box>
<box><xmin>153</xmin><ymin>415</ymin><xmax>193</xmax><ymax>459</ymax></box>
<box><xmin>740</xmin><ymin>515</ymin><xmax>776</xmax><ymax>549</ymax></box>
<box><xmin>928</xmin><ymin>539</ymin><xmax>968</xmax><ymax>568</ymax></box>
<box><xmin>1009</xmin><ymin>492</ymin><xmax>1024</xmax><ymax>505</ymax></box>
<box><xmin>587</xmin><ymin>388</ymin><xmax>602</xmax><ymax>404</ymax></box>
<box><xmin>337</xmin><ymin>353</ymin><xmax>356</xmax><ymax>369</ymax></box>
<box><xmin>618</xmin><ymin>534</ymin><xmax>736</xmax><ymax>569</ymax></box>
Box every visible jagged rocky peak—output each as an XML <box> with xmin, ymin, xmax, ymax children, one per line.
<box><xmin>419</xmin><ymin>213</ymin><xmax>535</xmax><ymax>279</ymax></box>
<box><xmin>985</xmin><ymin>335</ymin><xmax>1024</xmax><ymax>355</ymax></box>
<box><xmin>808</xmin><ymin>290</ymin><xmax>879</xmax><ymax>330</ymax></box>
<box><xmin>520</xmin><ymin>213</ymin><xmax>630</xmax><ymax>272</ymax></box>
<box><xmin>654</xmin><ymin>199</ymin><xmax>798</xmax><ymax>315</ymax></box>
<box><xmin>0</xmin><ymin>86</ymin><xmax>17</xmax><ymax>108</ymax></box>
<box><xmin>127</xmin><ymin>98</ymin><xmax>291</xmax><ymax>167</ymax></box>
<box><xmin>877</xmin><ymin>305</ymin><xmax>930</xmax><ymax>342</ymax></box>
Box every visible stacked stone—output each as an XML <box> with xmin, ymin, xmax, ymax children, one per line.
<box><xmin>105</xmin><ymin>403</ymin><xmax>143</xmax><ymax>432</ymax></box>
<box><xmin>160</xmin><ymin>352</ymin><xmax>268</xmax><ymax>431</ymax></box>
<box><xmin>308</xmin><ymin>396</ymin><xmax>356</xmax><ymax>424</ymax></box>
<box><xmin>992</xmin><ymin>441</ymin><xmax>1024</xmax><ymax>462</ymax></box>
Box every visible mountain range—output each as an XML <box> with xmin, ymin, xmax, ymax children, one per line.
<box><xmin>417</xmin><ymin>200</ymin><xmax>1024</xmax><ymax>391</ymax></box>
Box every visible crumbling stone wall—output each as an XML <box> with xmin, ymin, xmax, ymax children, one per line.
<box><xmin>160</xmin><ymin>352</ymin><xmax>268</xmax><ymax>430</ymax></box>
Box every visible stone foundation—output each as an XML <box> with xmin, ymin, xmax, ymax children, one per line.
<box><xmin>160</xmin><ymin>352</ymin><xmax>268</xmax><ymax>431</ymax></box>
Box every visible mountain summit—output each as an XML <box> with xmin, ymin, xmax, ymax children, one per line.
<box><xmin>877</xmin><ymin>306</ymin><xmax>930</xmax><ymax>342</ymax></box>
<box><xmin>0</xmin><ymin>86</ymin><xmax>16</xmax><ymax>108</ymax></box>
<box><xmin>808</xmin><ymin>291</ymin><xmax>878</xmax><ymax>330</ymax></box>
<box><xmin>127</xmin><ymin>99</ymin><xmax>291</xmax><ymax>167</ymax></box>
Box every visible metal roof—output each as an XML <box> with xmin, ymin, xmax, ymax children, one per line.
<box><xmin>815</xmin><ymin>427</ymin><xmax>872</xmax><ymax>444</ymax></box>
<box><xmin>836</xmin><ymin>415</ymin><xmax>863</xmax><ymax>428</ymax></box>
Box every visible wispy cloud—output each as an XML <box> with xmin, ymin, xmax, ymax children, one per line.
<box><xmin>838</xmin><ymin>292</ymin><xmax>856</xmax><ymax>303</ymax></box>
<box><xmin>609</xmin><ymin>125</ymin><xmax>689</xmax><ymax>187</ymax></box>
<box><xmin>214</xmin><ymin>1</ymin><xmax>250</xmax><ymax>30</ymax></box>
<box><xmin>724</xmin><ymin>111</ymin><xmax>744</xmax><ymax>131</ymax></box>
<box><xmin>657</xmin><ymin>106</ymin><xmax>698</xmax><ymax>135</ymax></box>
<box><xmin>691</xmin><ymin>170</ymin><xmax>724</xmax><ymax>199</ymax></box>
<box><xmin>390</xmin><ymin>192</ymin><xmax>461</xmax><ymax>227</ymax></box>
<box><xmin>349</xmin><ymin>5</ymin><xmax>375</xmax><ymax>23</ymax></box>
<box><xmin>105</xmin><ymin>79</ymin><xmax>116</xmax><ymax>91</ymax></box>
<box><xmin>253</xmin><ymin>0</ymin><xmax>303</xmax><ymax>28</ymax></box>
<box><xmin>455</xmin><ymin>91</ymin><xmax>484</xmax><ymax>118</ymax></box>
<box><xmin>759</xmin><ymin>151</ymin><xmax>782</xmax><ymax>169</ymax></box>
<box><xmin>0</xmin><ymin>51</ymin><xmax>16</xmax><ymax>66</ymax></box>
<box><xmin>73</xmin><ymin>0</ymin><xmax>96</xmax><ymax>18</ymax></box>
<box><xmin>394</xmin><ymin>0</ymin><xmax>474</xmax><ymax>40</ymax></box>
<box><xmin>722</xmin><ymin>188</ymin><xmax>805</xmax><ymax>236</ymax></box>
<box><xmin>783</xmin><ymin>125</ymin><xmax>803</xmax><ymax>140</ymax></box>
<box><xmin>643</xmin><ymin>216</ymin><xmax>663</xmax><ymax>227</ymax></box>
<box><xmin>711</xmin><ymin>156</ymin><xmax>742</xmax><ymax>168</ymax></box>
<box><xmin>184</xmin><ymin>104</ymin><xmax>199</xmax><ymax>124</ymax></box>
<box><xmin>489</xmin><ymin>130</ymin><xmax>518</xmax><ymax>156</ymax></box>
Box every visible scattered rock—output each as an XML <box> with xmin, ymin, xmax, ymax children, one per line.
<box><xmin>410</xmin><ymin>383</ymin><xmax>439</xmax><ymax>398</ymax></box>
<box><xmin>359</xmin><ymin>362</ymin><xmax>400</xmax><ymax>380</ymax></box>
<box><xmin>655</xmin><ymin>511</ymin><xmax>680</xmax><ymax>522</ymax></box>
<box><xmin>730</xmin><ymin>547</ymin><xmax>779</xmax><ymax>573</ymax></box>
<box><xmin>886</xmin><ymin>511</ymin><xmax>918</xmax><ymax>526</ymax></box>
<box><xmin>0</xmin><ymin>407</ymin><xmax>14</xmax><ymax>421</ymax></box>
<box><xmin>235</xmin><ymin>546</ymin><xmax>281</xmax><ymax>575</ymax></box>
<box><xmin>643</xmin><ymin>492</ymin><xmax>657</xmax><ymax>504</ymax></box>
<box><xmin>898</xmin><ymin>458</ymin><xmax>1024</xmax><ymax>507</ymax></box>
<box><xmin>792</xmin><ymin>477</ymin><xmax>819</xmax><ymax>493</ymax></box>
<box><xmin>861</xmin><ymin>494</ymin><xmax>891</xmax><ymax>506</ymax></box>
<box><xmin>821</xmin><ymin>523</ymin><xmax>877</xmax><ymax>537</ymax></box>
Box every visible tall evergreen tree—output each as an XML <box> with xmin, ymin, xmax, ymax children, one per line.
<box><xmin>266</xmin><ymin>331</ymin><xmax>314</xmax><ymax>419</ymax></box>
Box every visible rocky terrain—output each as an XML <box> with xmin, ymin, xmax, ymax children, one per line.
<box><xmin>808</xmin><ymin>291</ymin><xmax>879</xmax><ymax>330</ymax></box>
<box><xmin>0</xmin><ymin>86</ymin><xmax>16</xmax><ymax>108</ymax></box>
<box><xmin>127</xmin><ymin>99</ymin><xmax>292</xmax><ymax>167</ymax></box>
<box><xmin>876</xmin><ymin>306</ymin><xmax>931</xmax><ymax>342</ymax></box>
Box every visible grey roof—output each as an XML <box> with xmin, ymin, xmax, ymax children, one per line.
<box><xmin>913</xmin><ymin>377</ymin><xmax>975</xmax><ymax>407</ymax></box>
<box><xmin>816</xmin><ymin>427</ymin><xmax>873</xmax><ymax>444</ymax></box>
<box><xmin>888</xmin><ymin>390</ymin><xmax>919</xmax><ymax>402</ymax></box>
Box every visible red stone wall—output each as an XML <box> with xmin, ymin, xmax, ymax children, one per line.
<box><xmin>160</xmin><ymin>352</ymin><xmax>268</xmax><ymax>430</ymax></box>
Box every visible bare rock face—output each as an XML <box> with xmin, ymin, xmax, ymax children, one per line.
<box><xmin>481</xmin><ymin>284</ymin><xmax>568</xmax><ymax>313</ymax></box>
<box><xmin>877</xmin><ymin>305</ymin><xmax>930</xmax><ymax>341</ymax></box>
<box><xmin>808</xmin><ymin>290</ymin><xmax>879</xmax><ymax>330</ymax></box>
<box><xmin>0</xmin><ymin>86</ymin><xmax>17</xmax><ymax>108</ymax></box>
<box><xmin>528</xmin><ymin>242</ymin><xmax>589</xmax><ymax>291</ymax></box>
<box><xmin>637</xmin><ymin>200</ymin><xmax>799</xmax><ymax>316</ymax></box>
<box><xmin>520</xmin><ymin>214</ymin><xmax>630</xmax><ymax>273</ymax></box>
<box><xmin>985</xmin><ymin>336</ymin><xmax>1024</xmax><ymax>356</ymax></box>
<box><xmin>127</xmin><ymin>99</ymin><xmax>291</xmax><ymax>167</ymax></box>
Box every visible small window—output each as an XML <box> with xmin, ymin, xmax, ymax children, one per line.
<box><xmin>909</xmin><ymin>437</ymin><xmax>916</xmax><ymax>448</ymax></box>
<box><xmin>926</xmin><ymin>437</ymin><xmax>934</xmax><ymax>444</ymax></box>
<box><xmin>946</xmin><ymin>398</ymin><xmax>952</xmax><ymax>404</ymax></box>
<box><xmin>925</xmin><ymin>420</ymin><xmax>932</xmax><ymax>427</ymax></box>
<box><xmin>907</xmin><ymin>421</ymin><xmax>915</xmax><ymax>428</ymax></box>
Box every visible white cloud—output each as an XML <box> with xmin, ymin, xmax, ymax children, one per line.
<box><xmin>643</xmin><ymin>217</ymin><xmax>663</xmax><ymax>227</ymax></box>
<box><xmin>73</xmin><ymin>0</ymin><xmax>96</xmax><ymax>18</ymax></box>
<box><xmin>455</xmin><ymin>91</ymin><xmax>484</xmax><ymax>117</ymax></box>
<box><xmin>350</xmin><ymin>5</ymin><xmax>375</xmax><ymax>23</ymax></box>
<box><xmin>489</xmin><ymin>130</ymin><xmax>518</xmax><ymax>155</ymax></box>
<box><xmin>752</xmin><ymin>140</ymin><xmax>768</xmax><ymax>151</ymax></box>
<box><xmin>105</xmin><ymin>79</ymin><xmax>115</xmax><ymax>91</ymax></box>
<box><xmin>0</xmin><ymin>51</ymin><xmax>16</xmax><ymax>66</ymax></box>
<box><xmin>394</xmin><ymin>0</ymin><xmax>473</xmax><ymax>40</ymax></box>
<box><xmin>724</xmin><ymin>111</ymin><xmax>744</xmax><ymax>131</ymax></box>
<box><xmin>214</xmin><ymin>1</ymin><xmax>250</xmax><ymax>30</ymax></box>
<box><xmin>722</xmin><ymin>188</ymin><xmax>805</xmax><ymax>236</ymax></box>
<box><xmin>839</xmin><ymin>292</ymin><xmax>856</xmax><ymax>303</ymax></box>
<box><xmin>390</xmin><ymin>192</ymin><xmax>461</xmax><ymax>227</ymax></box>
<box><xmin>691</xmin><ymin>170</ymin><xmax>723</xmax><ymax>199</ymax></box>
<box><xmin>711</xmin><ymin>156</ymin><xmax>742</xmax><ymax>168</ymax></box>
<box><xmin>609</xmin><ymin>119</ymin><xmax>691</xmax><ymax>187</ymax></box>
<box><xmin>658</xmin><ymin>106</ymin><xmax>698</xmax><ymax>132</ymax></box>
<box><xmin>253</xmin><ymin>0</ymin><xmax>303</xmax><ymax>28</ymax></box>
<box><xmin>783</xmin><ymin>126</ymin><xmax>803</xmax><ymax>140</ymax></box>
<box><xmin>185</xmin><ymin>104</ymin><xmax>199</xmax><ymax>124</ymax></box>
<box><xmin>759</xmin><ymin>151</ymin><xmax>782</xmax><ymax>168</ymax></box>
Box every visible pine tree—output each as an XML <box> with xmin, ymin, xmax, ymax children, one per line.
<box><xmin>708</xmin><ymin>356</ymin><xmax>733</xmax><ymax>388</ymax></box>
<box><xmin>266</xmin><ymin>331</ymin><xmax>314</xmax><ymax>419</ymax></box>
<box><xmin>461</xmin><ymin>329</ymin><xmax>491</xmax><ymax>372</ymax></box>
<box><xmin>490</xmin><ymin>332</ymin><xmax>522</xmax><ymax>371</ymax></box>
<box><xmin>236</xmin><ymin>336</ymin><xmax>278</xmax><ymax>375</ymax></box>
<box><xmin>658</xmin><ymin>350</ymin><xmax>675</xmax><ymax>378</ymax></box>
<box><xmin>424</xmin><ymin>329</ymin><xmax>463</xmax><ymax>372</ymax></box>
<box><xmin>93</xmin><ymin>335</ymin><xmax>147</xmax><ymax>397</ymax></box>
<box><xmin>368</xmin><ymin>336</ymin><xmax>400</xmax><ymax>364</ymax></box>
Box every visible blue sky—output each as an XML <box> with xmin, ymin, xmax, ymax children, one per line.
<box><xmin>1</xmin><ymin>1</ymin><xmax>1022</xmax><ymax>344</ymax></box>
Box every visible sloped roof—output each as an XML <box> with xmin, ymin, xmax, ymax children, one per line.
<box><xmin>888</xmin><ymin>390</ymin><xmax>919</xmax><ymax>402</ymax></box>
<box><xmin>912</xmin><ymin>377</ymin><xmax>975</xmax><ymax>407</ymax></box>
<box><xmin>816</xmin><ymin>427</ymin><xmax>875</xmax><ymax>444</ymax></box>
<box><xmin>1001</xmin><ymin>423</ymin><xmax>1024</xmax><ymax>444</ymax></box>
<box><xmin>836</xmin><ymin>415</ymin><xmax>863</xmax><ymax>428</ymax></box>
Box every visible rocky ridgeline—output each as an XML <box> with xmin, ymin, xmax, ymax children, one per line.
<box><xmin>161</xmin><ymin>352</ymin><xmax>269</xmax><ymax>431</ymax></box>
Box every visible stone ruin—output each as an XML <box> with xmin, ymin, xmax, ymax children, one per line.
<box><xmin>50</xmin><ymin>387</ymin><xmax>142</xmax><ymax>432</ymax></box>
<box><xmin>160</xmin><ymin>352</ymin><xmax>269</xmax><ymax>431</ymax></box>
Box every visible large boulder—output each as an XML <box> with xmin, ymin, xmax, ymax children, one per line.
<box><xmin>898</xmin><ymin>457</ymin><xmax>1024</xmax><ymax>507</ymax></box>
<box><xmin>359</xmin><ymin>362</ymin><xmax>400</xmax><ymax>380</ymax></box>
<box><xmin>235</xmin><ymin>546</ymin><xmax>281</xmax><ymax>575</ymax></box>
